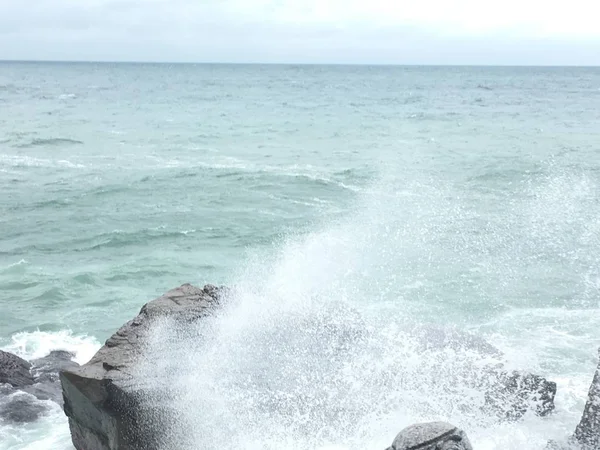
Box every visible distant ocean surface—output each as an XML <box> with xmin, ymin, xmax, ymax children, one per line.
<box><xmin>1</xmin><ymin>62</ymin><xmax>599</xmax><ymax>449</ymax></box>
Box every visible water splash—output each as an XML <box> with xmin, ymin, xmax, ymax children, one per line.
<box><xmin>132</xmin><ymin>168</ymin><xmax>596</xmax><ymax>449</ymax></box>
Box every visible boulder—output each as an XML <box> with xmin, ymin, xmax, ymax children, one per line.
<box><xmin>0</xmin><ymin>349</ymin><xmax>34</xmax><ymax>387</ymax></box>
<box><xmin>482</xmin><ymin>370</ymin><xmax>556</xmax><ymax>419</ymax></box>
<box><xmin>0</xmin><ymin>349</ymin><xmax>80</xmax><ymax>423</ymax></box>
<box><xmin>412</xmin><ymin>325</ymin><xmax>556</xmax><ymax>419</ymax></box>
<box><xmin>60</xmin><ymin>284</ymin><xmax>224</xmax><ymax>450</ymax></box>
<box><xmin>0</xmin><ymin>388</ymin><xmax>51</xmax><ymax>423</ymax></box>
<box><xmin>32</xmin><ymin>350</ymin><xmax>80</xmax><ymax>379</ymax></box>
<box><xmin>573</xmin><ymin>348</ymin><xmax>600</xmax><ymax>449</ymax></box>
<box><xmin>386</xmin><ymin>422</ymin><xmax>473</xmax><ymax>450</ymax></box>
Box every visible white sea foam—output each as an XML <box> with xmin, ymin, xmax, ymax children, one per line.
<box><xmin>0</xmin><ymin>154</ymin><xmax>85</xmax><ymax>169</ymax></box>
<box><xmin>1</xmin><ymin>329</ymin><xmax>100</xmax><ymax>365</ymax></box>
<box><xmin>0</xmin><ymin>330</ymin><xmax>101</xmax><ymax>450</ymax></box>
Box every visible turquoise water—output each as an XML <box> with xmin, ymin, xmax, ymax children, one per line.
<box><xmin>1</xmin><ymin>63</ymin><xmax>600</xmax><ymax>449</ymax></box>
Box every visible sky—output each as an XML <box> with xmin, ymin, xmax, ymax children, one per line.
<box><xmin>1</xmin><ymin>0</ymin><xmax>599</xmax><ymax>65</ymax></box>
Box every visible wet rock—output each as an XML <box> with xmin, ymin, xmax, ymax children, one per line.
<box><xmin>573</xmin><ymin>348</ymin><xmax>600</xmax><ymax>449</ymax></box>
<box><xmin>32</xmin><ymin>350</ymin><xmax>79</xmax><ymax>384</ymax></box>
<box><xmin>60</xmin><ymin>284</ymin><xmax>225</xmax><ymax>450</ymax></box>
<box><xmin>0</xmin><ymin>390</ymin><xmax>50</xmax><ymax>423</ymax></box>
<box><xmin>0</xmin><ymin>348</ymin><xmax>80</xmax><ymax>422</ymax></box>
<box><xmin>413</xmin><ymin>325</ymin><xmax>556</xmax><ymax>420</ymax></box>
<box><xmin>386</xmin><ymin>422</ymin><xmax>473</xmax><ymax>450</ymax></box>
<box><xmin>483</xmin><ymin>370</ymin><xmax>556</xmax><ymax>419</ymax></box>
<box><xmin>0</xmin><ymin>349</ymin><xmax>34</xmax><ymax>387</ymax></box>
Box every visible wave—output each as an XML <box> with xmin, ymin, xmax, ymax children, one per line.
<box><xmin>78</xmin><ymin>227</ymin><xmax>198</xmax><ymax>251</ymax></box>
<box><xmin>3</xmin><ymin>226</ymin><xmax>202</xmax><ymax>255</ymax></box>
<box><xmin>0</xmin><ymin>83</ymin><xmax>16</xmax><ymax>93</ymax></box>
<box><xmin>105</xmin><ymin>266</ymin><xmax>192</xmax><ymax>282</ymax></box>
<box><xmin>0</xmin><ymin>154</ymin><xmax>85</xmax><ymax>169</ymax></box>
<box><xmin>169</xmin><ymin>158</ymin><xmax>366</xmax><ymax>192</ymax></box>
<box><xmin>15</xmin><ymin>138</ymin><xmax>84</xmax><ymax>149</ymax></box>
<box><xmin>0</xmin><ymin>258</ymin><xmax>28</xmax><ymax>271</ymax></box>
<box><xmin>0</xmin><ymin>329</ymin><xmax>100</xmax><ymax>365</ymax></box>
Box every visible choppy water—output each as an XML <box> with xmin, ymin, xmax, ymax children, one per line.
<box><xmin>1</xmin><ymin>62</ymin><xmax>599</xmax><ymax>449</ymax></box>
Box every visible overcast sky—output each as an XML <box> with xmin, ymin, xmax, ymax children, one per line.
<box><xmin>1</xmin><ymin>0</ymin><xmax>599</xmax><ymax>65</ymax></box>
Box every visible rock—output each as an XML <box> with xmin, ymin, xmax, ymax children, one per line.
<box><xmin>60</xmin><ymin>284</ymin><xmax>225</xmax><ymax>450</ymax></box>
<box><xmin>0</xmin><ymin>348</ymin><xmax>80</xmax><ymax>423</ymax></box>
<box><xmin>0</xmin><ymin>390</ymin><xmax>51</xmax><ymax>423</ymax></box>
<box><xmin>0</xmin><ymin>349</ymin><xmax>34</xmax><ymax>387</ymax></box>
<box><xmin>483</xmin><ymin>370</ymin><xmax>556</xmax><ymax>419</ymax></box>
<box><xmin>22</xmin><ymin>380</ymin><xmax>64</xmax><ymax>404</ymax></box>
<box><xmin>387</xmin><ymin>422</ymin><xmax>473</xmax><ymax>450</ymax></box>
<box><xmin>410</xmin><ymin>325</ymin><xmax>556</xmax><ymax>420</ymax></box>
<box><xmin>573</xmin><ymin>348</ymin><xmax>600</xmax><ymax>449</ymax></box>
<box><xmin>31</xmin><ymin>350</ymin><xmax>79</xmax><ymax>386</ymax></box>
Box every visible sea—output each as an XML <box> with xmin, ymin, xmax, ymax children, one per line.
<box><xmin>0</xmin><ymin>62</ymin><xmax>599</xmax><ymax>449</ymax></box>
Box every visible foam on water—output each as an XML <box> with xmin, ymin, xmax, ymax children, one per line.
<box><xmin>1</xmin><ymin>330</ymin><xmax>100</xmax><ymax>364</ymax></box>
<box><xmin>0</xmin><ymin>331</ymin><xmax>101</xmax><ymax>450</ymax></box>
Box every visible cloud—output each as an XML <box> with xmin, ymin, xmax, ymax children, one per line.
<box><xmin>0</xmin><ymin>0</ymin><xmax>599</xmax><ymax>64</ymax></box>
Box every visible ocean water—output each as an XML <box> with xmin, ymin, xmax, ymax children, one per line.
<box><xmin>0</xmin><ymin>62</ymin><xmax>599</xmax><ymax>449</ymax></box>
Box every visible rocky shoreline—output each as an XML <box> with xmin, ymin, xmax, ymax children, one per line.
<box><xmin>1</xmin><ymin>284</ymin><xmax>598</xmax><ymax>449</ymax></box>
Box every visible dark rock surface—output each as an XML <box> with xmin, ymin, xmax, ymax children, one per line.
<box><xmin>0</xmin><ymin>348</ymin><xmax>80</xmax><ymax>423</ymax></box>
<box><xmin>32</xmin><ymin>350</ymin><xmax>80</xmax><ymax>378</ymax></box>
<box><xmin>386</xmin><ymin>422</ymin><xmax>473</xmax><ymax>450</ymax></box>
<box><xmin>60</xmin><ymin>284</ymin><xmax>224</xmax><ymax>450</ymax></box>
<box><xmin>573</xmin><ymin>348</ymin><xmax>600</xmax><ymax>449</ymax></box>
<box><xmin>0</xmin><ymin>387</ymin><xmax>51</xmax><ymax>423</ymax></box>
<box><xmin>0</xmin><ymin>349</ymin><xmax>34</xmax><ymax>387</ymax></box>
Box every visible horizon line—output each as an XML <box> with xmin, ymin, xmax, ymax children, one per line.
<box><xmin>1</xmin><ymin>59</ymin><xmax>600</xmax><ymax>68</ymax></box>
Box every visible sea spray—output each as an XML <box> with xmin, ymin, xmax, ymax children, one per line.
<box><xmin>131</xmin><ymin>176</ymin><xmax>575</xmax><ymax>449</ymax></box>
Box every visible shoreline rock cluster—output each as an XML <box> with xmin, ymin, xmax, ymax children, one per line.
<box><xmin>1</xmin><ymin>283</ymin><xmax>598</xmax><ymax>449</ymax></box>
<box><xmin>0</xmin><ymin>349</ymin><xmax>79</xmax><ymax>423</ymax></box>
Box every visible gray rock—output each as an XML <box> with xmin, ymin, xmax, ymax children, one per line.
<box><xmin>413</xmin><ymin>325</ymin><xmax>556</xmax><ymax>419</ymax></box>
<box><xmin>483</xmin><ymin>370</ymin><xmax>556</xmax><ymax>419</ymax></box>
<box><xmin>573</xmin><ymin>348</ymin><xmax>600</xmax><ymax>449</ymax></box>
<box><xmin>32</xmin><ymin>350</ymin><xmax>79</xmax><ymax>377</ymax></box>
<box><xmin>60</xmin><ymin>284</ymin><xmax>225</xmax><ymax>450</ymax></box>
<box><xmin>23</xmin><ymin>381</ymin><xmax>64</xmax><ymax>404</ymax></box>
<box><xmin>0</xmin><ymin>390</ymin><xmax>50</xmax><ymax>423</ymax></box>
<box><xmin>0</xmin><ymin>349</ymin><xmax>34</xmax><ymax>387</ymax></box>
<box><xmin>0</xmin><ymin>347</ymin><xmax>81</xmax><ymax>424</ymax></box>
<box><xmin>387</xmin><ymin>422</ymin><xmax>473</xmax><ymax>450</ymax></box>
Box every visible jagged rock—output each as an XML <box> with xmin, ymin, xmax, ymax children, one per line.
<box><xmin>0</xmin><ymin>349</ymin><xmax>34</xmax><ymax>387</ymax></box>
<box><xmin>60</xmin><ymin>284</ymin><xmax>225</xmax><ymax>450</ymax></box>
<box><xmin>573</xmin><ymin>348</ymin><xmax>600</xmax><ymax>449</ymax></box>
<box><xmin>386</xmin><ymin>422</ymin><xmax>473</xmax><ymax>450</ymax></box>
